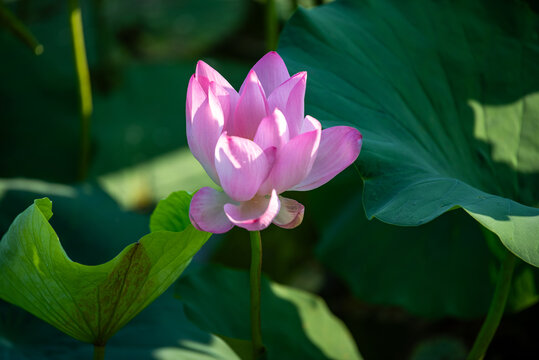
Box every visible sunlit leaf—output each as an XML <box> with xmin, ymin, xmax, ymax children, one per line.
<box><xmin>150</xmin><ymin>190</ymin><xmax>196</xmax><ymax>233</ymax></box>
<box><xmin>0</xmin><ymin>195</ymin><xmax>210</xmax><ymax>345</ymax></box>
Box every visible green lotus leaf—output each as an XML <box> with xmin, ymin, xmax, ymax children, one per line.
<box><xmin>0</xmin><ymin>195</ymin><xmax>210</xmax><ymax>345</ymax></box>
<box><xmin>279</xmin><ymin>0</ymin><xmax>539</xmax><ymax>266</ymax></box>
<box><xmin>177</xmin><ymin>265</ymin><xmax>362</xmax><ymax>360</ymax></box>
<box><xmin>150</xmin><ymin>190</ymin><xmax>195</xmax><ymax>233</ymax></box>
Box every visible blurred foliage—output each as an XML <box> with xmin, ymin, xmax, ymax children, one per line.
<box><xmin>0</xmin><ymin>0</ymin><xmax>43</xmax><ymax>54</ymax></box>
<box><xmin>101</xmin><ymin>0</ymin><xmax>249</xmax><ymax>59</ymax></box>
<box><xmin>410</xmin><ymin>337</ymin><xmax>467</xmax><ymax>360</ymax></box>
<box><xmin>177</xmin><ymin>265</ymin><xmax>362</xmax><ymax>360</ymax></box>
<box><xmin>0</xmin><ymin>0</ymin><xmax>252</xmax><ymax>184</ymax></box>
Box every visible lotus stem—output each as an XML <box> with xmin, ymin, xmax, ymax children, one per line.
<box><xmin>68</xmin><ymin>0</ymin><xmax>93</xmax><ymax>181</ymax></box>
<box><xmin>93</xmin><ymin>344</ymin><xmax>105</xmax><ymax>360</ymax></box>
<box><xmin>249</xmin><ymin>230</ymin><xmax>265</xmax><ymax>358</ymax></box>
<box><xmin>467</xmin><ymin>250</ymin><xmax>517</xmax><ymax>360</ymax></box>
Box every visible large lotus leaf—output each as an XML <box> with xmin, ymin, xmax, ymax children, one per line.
<box><xmin>309</xmin><ymin>169</ymin><xmax>539</xmax><ymax>317</ymax></box>
<box><xmin>177</xmin><ymin>265</ymin><xmax>362</xmax><ymax>360</ymax></box>
<box><xmin>0</xmin><ymin>194</ymin><xmax>210</xmax><ymax>345</ymax></box>
<box><xmin>279</xmin><ymin>0</ymin><xmax>539</xmax><ymax>266</ymax></box>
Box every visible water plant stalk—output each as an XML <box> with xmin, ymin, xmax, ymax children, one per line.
<box><xmin>249</xmin><ymin>230</ymin><xmax>265</xmax><ymax>358</ymax></box>
<box><xmin>93</xmin><ymin>344</ymin><xmax>105</xmax><ymax>360</ymax></box>
<box><xmin>68</xmin><ymin>0</ymin><xmax>93</xmax><ymax>181</ymax></box>
<box><xmin>467</xmin><ymin>250</ymin><xmax>517</xmax><ymax>360</ymax></box>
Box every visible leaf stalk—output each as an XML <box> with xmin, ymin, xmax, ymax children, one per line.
<box><xmin>467</xmin><ymin>250</ymin><xmax>517</xmax><ymax>360</ymax></box>
<box><xmin>68</xmin><ymin>0</ymin><xmax>93</xmax><ymax>181</ymax></box>
<box><xmin>249</xmin><ymin>230</ymin><xmax>265</xmax><ymax>359</ymax></box>
<box><xmin>93</xmin><ymin>344</ymin><xmax>105</xmax><ymax>360</ymax></box>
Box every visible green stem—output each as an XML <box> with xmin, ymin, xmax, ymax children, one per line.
<box><xmin>467</xmin><ymin>250</ymin><xmax>517</xmax><ymax>360</ymax></box>
<box><xmin>93</xmin><ymin>344</ymin><xmax>105</xmax><ymax>360</ymax></box>
<box><xmin>68</xmin><ymin>0</ymin><xmax>93</xmax><ymax>181</ymax></box>
<box><xmin>265</xmin><ymin>0</ymin><xmax>278</xmax><ymax>51</ymax></box>
<box><xmin>0</xmin><ymin>1</ymin><xmax>43</xmax><ymax>55</ymax></box>
<box><xmin>249</xmin><ymin>230</ymin><xmax>265</xmax><ymax>359</ymax></box>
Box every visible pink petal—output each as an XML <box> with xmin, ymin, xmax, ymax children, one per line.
<box><xmin>209</xmin><ymin>82</ymin><xmax>232</xmax><ymax>127</ymax></box>
<box><xmin>196</xmin><ymin>62</ymin><xmax>239</xmax><ymax>122</ymax></box>
<box><xmin>230</xmin><ymin>70</ymin><xmax>269</xmax><ymax>139</ymax></box>
<box><xmin>187</xmin><ymin>87</ymin><xmax>224</xmax><ymax>184</ymax></box>
<box><xmin>273</xmin><ymin>196</ymin><xmax>305</xmax><ymax>229</ymax></box>
<box><xmin>258</xmin><ymin>127</ymin><xmax>321</xmax><ymax>195</ymax></box>
<box><xmin>246</xmin><ymin>52</ymin><xmax>290</xmax><ymax>96</ymax></box>
<box><xmin>293</xmin><ymin>126</ymin><xmax>362</xmax><ymax>191</ymax></box>
<box><xmin>268</xmin><ymin>72</ymin><xmax>307</xmax><ymax>138</ymax></box>
<box><xmin>189</xmin><ymin>187</ymin><xmax>234</xmax><ymax>234</ymax></box>
<box><xmin>215</xmin><ymin>134</ymin><xmax>271</xmax><ymax>202</ymax></box>
<box><xmin>301</xmin><ymin>115</ymin><xmax>321</xmax><ymax>133</ymax></box>
<box><xmin>264</xmin><ymin>146</ymin><xmax>277</xmax><ymax>168</ymax></box>
<box><xmin>196</xmin><ymin>60</ymin><xmax>235</xmax><ymax>93</ymax></box>
<box><xmin>224</xmin><ymin>190</ymin><xmax>280</xmax><ymax>231</ymax></box>
<box><xmin>186</xmin><ymin>75</ymin><xmax>207</xmax><ymax>130</ymax></box>
<box><xmin>253</xmin><ymin>108</ymin><xmax>290</xmax><ymax>150</ymax></box>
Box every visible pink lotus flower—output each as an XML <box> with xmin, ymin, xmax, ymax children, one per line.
<box><xmin>187</xmin><ymin>52</ymin><xmax>362</xmax><ymax>233</ymax></box>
